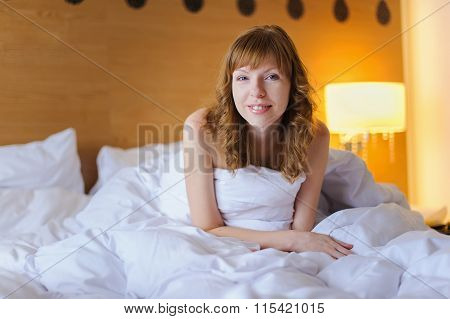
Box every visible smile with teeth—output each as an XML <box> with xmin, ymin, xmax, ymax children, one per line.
<box><xmin>248</xmin><ymin>105</ymin><xmax>271</xmax><ymax>113</ymax></box>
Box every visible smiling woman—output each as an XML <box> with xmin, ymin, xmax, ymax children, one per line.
<box><xmin>232</xmin><ymin>56</ymin><xmax>291</xmax><ymax>128</ymax></box>
<box><xmin>201</xmin><ymin>25</ymin><xmax>318</xmax><ymax>179</ymax></box>
<box><xmin>183</xmin><ymin>25</ymin><xmax>353</xmax><ymax>259</ymax></box>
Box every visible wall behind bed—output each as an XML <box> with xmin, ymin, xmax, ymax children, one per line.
<box><xmin>0</xmin><ymin>0</ymin><xmax>407</xmax><ymax>195</ymax></box>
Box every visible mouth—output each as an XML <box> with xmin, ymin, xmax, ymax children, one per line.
<box><xmin>248</xmin><ymin>104</ymin><xmax>272</xmax><ymax>114</ymax></box>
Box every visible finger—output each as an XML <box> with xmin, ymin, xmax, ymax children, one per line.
<box><xmin>333</xmin><ymin>239</ymin><xmax>353</xmax><ymax>252</ymax></box>
<box><xmin>328</xmin><ymin>238</ymin><xmax>352</xmax><ymax>252</ymax></box>
<box><xmin>328</xmin><ymin>247</ymin><xmax>345</xmax><ymax>259</ymax></box>
<box><xmin>335</xmin><ymin>239</ymin><xmax>353</xmax><ymax>248</ymax></box>
<box><xmin>333</xmin><ymin>244</ymin><xmax>352</xmax><ymax>256</ymax></box>
<box><xmin>324</xmin><ymin>237</ymin><xmax>352</xmax><ymax>257</ymax></box>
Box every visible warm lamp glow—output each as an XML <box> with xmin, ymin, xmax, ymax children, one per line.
<box><xmin>324</xmin><ymin>82</ymin><xmax>406</xmax><ymax>162</ymax></box>
<box><xmin>325</xmin><ymin>82</ymin><xmax>406</xmax><ymax>135</ymax></box>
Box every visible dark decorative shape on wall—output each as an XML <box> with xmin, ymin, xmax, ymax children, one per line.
<box><xmin>184</xmin><ymin>0</ymin><xmax>203</xmax><ymax>13</ymax></box>
<box><xmin>287</xmin><ymin>0</ymin><xmax>304</xmax><ymax>20</ymax></box>
<box><xmin>377</xmin><ymin>0</ymin><xmax>391</xmax><ymax>25</ymax></box>
<box><xmin>65</xmin><ymin>0</ymin><xmax>84</xmax><ymax>4</ymax></box>
<box><xmin>333</xmin><ymin>0</ymin><xmax>349</xmax><ymax>22</ymax></box>
<box><xmin>237</xmin><ymin>0</ymin><xmax>255</xmax><ymax>17</ymax></box>
<box><xmin>126</xmin><ymin>0</ymin><xmax>147</xmax><ymax>9</ymax></box>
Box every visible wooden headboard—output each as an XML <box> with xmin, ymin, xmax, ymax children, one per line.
<box><xmin>0</xmin><ymin>0</ymin><xmax>408</xmax><ymax>195</ymax></box>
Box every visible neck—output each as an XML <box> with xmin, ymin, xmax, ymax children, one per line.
<box><xmin>247</xmin><ymin>125</ymin><xmax>283</xmax><ymax>157</ymax></box>
<box><xmin>247</xmin><ymin>122</ymin><xmax>281</xmax><ymax>143</ymax></box>
<box><xmin>246</xmin><ymin>124</ymin><xmax>282</xmax><ymax>168</ymax></box>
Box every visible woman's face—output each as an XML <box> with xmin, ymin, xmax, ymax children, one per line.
<box><xmin>232</xmin><ymin>55</ymin><xmax>291</xmax><ymax>130</ymax></box>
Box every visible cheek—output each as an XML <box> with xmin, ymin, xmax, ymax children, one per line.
<box><xmin>231</xmin><ymin>83</ymin><xmax>237</xmax><ymax>101</ymax></box>
<box><xmin>268</xmin><ymin>85</ymin><xmax>289</xmax><ymax>105</ymax></box>
<box><xmin>232</xmin><ymin>85</ymin><xmax>245</xmax><ymax>105</ymax></box>
<box><xmin>278</xmin><ymin>84</ymin><xmax>291</xmax><ymax>108</ymax></box>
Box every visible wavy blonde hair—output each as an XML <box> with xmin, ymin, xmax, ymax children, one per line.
<box><xmin>203</xmin><ymin>25</ymin><xmax>318</xmax><ymax>183</ymax></box>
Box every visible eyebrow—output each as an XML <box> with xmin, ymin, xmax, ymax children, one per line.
<box><xmin>234</xmin><ymin>67</ymin><xmax>279</xmax><ymax>73</ymax></box>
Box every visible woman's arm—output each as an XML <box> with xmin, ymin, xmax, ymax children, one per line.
<box><xmin>209</xmin><ymin>226</ymin><xmax>353</xmax><ymax>258</ymax></box>
<box><xmin>183</xmin><ymin>108</ymin><xmax>293</xmax><ymax>251</ymax></box>
<box><xmin>183</xmin><ymin>108</ymin><xmax>224</xmax><ymax>230</ymax></box>
<box><xmin>292</xmin><ymin>120</ymin><xmax>330</xmax><ymax>232</ymax></box>
<box><xmin>183</xmin><ymin>112</ymin><xmax>352</xmax><ymax>258</ymax></box>
<box><xmin>290</xmin><ymin>121</ymin><xmax>353</xmax><ymax>256</ymax></box>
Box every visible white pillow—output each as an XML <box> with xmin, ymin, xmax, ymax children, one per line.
<box><xmin>90</xmin><ymin>141</ymin><xmax>183</xmax><ymax>194</ymax></box>
<box><xmin>89</xmin><ymin>146</ymin><xmax>141</xmax><ymax>194</ymax></box>
<box><xmin>0</xmin><ymin>128</ymin><xmax>84</xmax><ymax>193</ymax></box>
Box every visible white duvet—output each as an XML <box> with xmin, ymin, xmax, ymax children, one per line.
<box><xmin>1</xmin><ymin>149</ymin><xmax>449</xmax><ymax>299</ymax></box>
<box><xmin>0</xmin><ymin>188</ymin><xmax>90</xmax><ymax>298</ymax></box>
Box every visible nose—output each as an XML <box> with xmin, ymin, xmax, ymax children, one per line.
<box><xmin>250</xmin><ymin>79</ymin><xmax>266</xmax><ymax>98</ymax></box>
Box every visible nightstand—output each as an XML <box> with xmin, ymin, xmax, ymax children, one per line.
<box><xmin>411</xmin><ymin>205</ymin><xmax>449</xmax><ymax>235</ymax></box>
<box><xmin>431</xmin><ymin>224</ymin><xmax>450</xmax><ymax>235</ymax></box>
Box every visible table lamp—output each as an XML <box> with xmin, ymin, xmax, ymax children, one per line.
<box><xmin>324</xmin><ymin>82</ymin><xmax>406</xmax><ymax>162</ymax></box>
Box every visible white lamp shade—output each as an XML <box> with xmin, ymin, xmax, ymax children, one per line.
<box><xmin>325</xmin><ymin>82</ymin><xmax>406</xmax><ymax>135</ymax></box>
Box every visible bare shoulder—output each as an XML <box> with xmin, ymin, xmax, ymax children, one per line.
<box><xmin>184</xmin><ymin>107</ymin><xmax>212</xmax><ymax>145</ymax></box>
<box><xmin>315</xmin><ymin>119</ymin><xmax>330</xmax><ymax>138</ymax></box>
<box><xmin>311</xmin><ymin>119</ymin><xmax>330</xmax><ymax>147</ymax></box>
<box><xmin>307</xmin><ymin>119</ymin><xmax>330</xmax><ymax>154</ymax></box>
<box><xmin>184</xmin><ymin>107</ymin><xmax>209</xmax><ymax>130</ymax></box>
<box><xmin>184</xmin><ymin>107</ymin><xmax>224</xmax><ymax>167</ymax></box>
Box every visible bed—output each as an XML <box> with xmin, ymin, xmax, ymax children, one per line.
<box><xmin>1</xmin><ymin>128</ymin><xmax>449</xmax><ymax>299</ymax></box>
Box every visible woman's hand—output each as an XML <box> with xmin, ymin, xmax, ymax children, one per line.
<box><xmin>288</xmin><ymin>231</ymin><xmax>353</xmax><ymax>259</ymax></box>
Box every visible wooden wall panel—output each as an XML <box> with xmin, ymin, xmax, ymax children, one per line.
<box><xmin>0</xmin><ymin>0</ymin><xmax>407</xmax><ymax>195</ymax></box>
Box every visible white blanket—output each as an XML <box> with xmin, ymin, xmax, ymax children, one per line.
<box><xmin>0</xmin><ymin>188</ymin><xmax>90</xmax><ymax>298</ymax></box>
<box><xmin>2</xmin><ymin>149</ymin><xmax>449</xmax><ymax>299</ymax></box>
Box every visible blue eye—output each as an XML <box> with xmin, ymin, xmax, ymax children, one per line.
<box><xmin>266</xmin><ymin>74</ymin><xmax>280</xmax><ymax>80</ymax></box>
<box><xmin>236</xmin><ymin>76</ymin><xmax>248</xmax><ymax>81</ymax></box>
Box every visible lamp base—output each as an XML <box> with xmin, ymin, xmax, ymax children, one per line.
<box><xmin>342</xmin><ymin>141</ymin><xmax>363</xmax><ymax>153</ymax></box>
<box><xmin>431</xmin><ymin>224</ymin><xmax>450</xmax><ymax>235</ymax></box>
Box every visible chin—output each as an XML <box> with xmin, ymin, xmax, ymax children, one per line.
<box><xmin>248</xmin><ymin>115</ymin><xmax>283</xmax><ymax>128</ymax></box>
<box><xmin>247</xmin><ymin>120</ymin><xmax>275</xmax><ymax>129</ymax></box>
